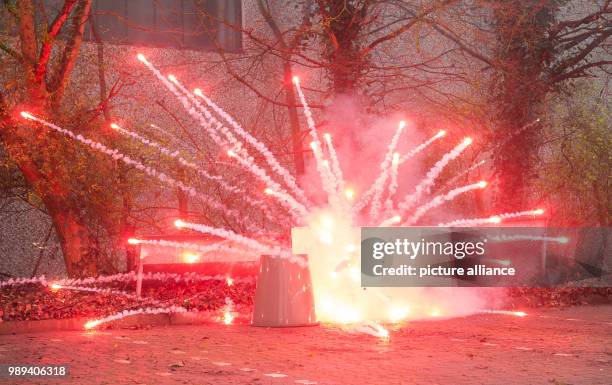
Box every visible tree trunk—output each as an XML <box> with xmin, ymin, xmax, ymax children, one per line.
<box><xmin>48</xmin><ymin>204</ymin><xmax>99</xmax><ymax>277</ymax></box>
<box><xmin>0</xmin><ymin>115</ymin><xmax>100</xmax><ymax>277</ymax></box>
<box><xmin>490</xmin><ymin>1</ymin><xmax>554</xmax><ymax>211</ymax></box>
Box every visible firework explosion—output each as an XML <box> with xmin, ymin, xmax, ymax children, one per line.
<box><xmin>19</xmin><ymin>54</ymin><xmax>543</xmax><ymax>332</ymax></box>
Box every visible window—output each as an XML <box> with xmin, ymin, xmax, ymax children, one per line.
<box><xmin>84</xmin><ymin>0</ymin><xmax>242</xmax><ymax>52</ymax></box>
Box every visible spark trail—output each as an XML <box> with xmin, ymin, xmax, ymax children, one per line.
<box><xmin>192</xmin><ymin>87</ymin><xmax>310</xmax><ymax>207</ymax></box>
<box><xmin>127</xmin><ymin>238</ymin><xmax>257</xmax><ymax>261</ymax></box>
<box><xmin>404</xmin><ymin>181</ymin><xmax>487</xmax><ymax>225</ymax></box>
<box><xmin>438</xmin><ymin>209</ymin><xmax>544</xmax><ymax>227</ymax></box>
<box><xmin>110</xmin><ymin>123</ymin><xmax>270</xmax><ymax>214</ymax></box>
<box><xmin>398</xmin><ymin>137</ymin><xmax>472</xmax><ymax>216</ymax></box>
<box><xmin>293</xmin><ymin>77</ymin><xmax>337</xmax><ymax>202</ymax></box>
<box><xmin>137</xmin><ymin>57</ymin><xmax>306</xmax><ymax>220</ymax></box>
<box><xmin>166</xmin><ymin>75</ymin><xmax>307</xmax><ymax>219</ymax></box>
<box><xmin>354</xmin><ymin>130</ymin><xmax>445</xmax><ymax>214</ymax></box>
<box><xmin>19</xmin><ymin>112</ymin><xmax>236</xmax><ymax>222</ymax></box>
<box><xmin>370</xmin><ymin>121</ymin><xmax>405</xmax><ymax>220</ymax></box>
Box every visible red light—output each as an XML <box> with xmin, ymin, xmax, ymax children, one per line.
<box><xmin>182</xmin><ymin>252</ymin><xmax>200</xmax><ymax>264</ymax></box>
<box><xmin>84</xmin><ymin>320</ymin><xmax>100</xmax><ymax>329</ymax></box>
<box><xmin>50</xmin><ymin>283</ymin><xmax>62</xmax><ymax>291</ymax></box>
<box><xmin>20</xmin><ymin>111</ymin><xmax>34</xmax><ymax>120</ymax></box>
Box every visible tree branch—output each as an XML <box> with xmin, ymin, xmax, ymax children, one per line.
<box><xmin>48</xmin><ymin>0</ymin><xmax>92</xmax><ymax>104</ymax></box>
<box><xmin>35</xmin><ymin>0</ymin><xmax>79</xmax><ymax>83</ymax></box>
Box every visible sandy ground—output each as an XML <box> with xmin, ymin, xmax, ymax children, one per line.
<box><xmin>0</xmin><ymin>305</ymin><xmax>610</xmax><ymax>385</ymax></box>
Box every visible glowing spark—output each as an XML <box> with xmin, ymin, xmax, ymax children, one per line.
<box><xmin>489</xmin><ymin>216</ymin><xmax>502</xmax><ymax>224</ymax></box>
<box><xmin>478</xmin><ymin>181</ymin><xmax>487</xmax><ymax>188</ymax></box>
<box><xmin>436</xmin><ymin>130</ymin><xmax>446</xmax><ymax>138</ymax></box>
<box><xmin>534</xmin><ymin>209</ymin><xmax>544</xmax><ymax>215</ymax></box>
<box><xmin>227</xmin><ymin>150</ymin><xmax>236</xmax><ymax>157</ymax></box>
<box><xmin>398</xmin><ymin>120</ymin><xmax>406</xmax><ymax>130</ymax></box>
<box><xmin>379</xmin><ymin>215</ymin><xmax>401</xmax><ymax>226</ymax></box>
<box><xmin>136</xmin><ymin>53</ymin><xmax>148</xmax><ymax>63</ymax></box>
<box><xmin>110</xmin><ymin>123</ymin><xmax>120</xmax><ymax>129</ymax></box>
<box><xmin>513</xmin><ymin>311</ymin><xmax>527</xmax><ymax>317</ymax></box>
<box><xmin>127</xmin><ymin>238</ymin><xmax>141</xmax><ymax>245</ymax></box>
<box><xmin>174</xmin><ymin>219</ymin><xmax>185</xmax><ymax>228</ymax></box>
<box><xmin>84</xmin><ymin>320</ymin><xmax>101</xmax><ymax>330</ymax></box>
<box><xmin>344</xmin><ymin>188</ymin><xmax>355</xmax><ymax>200</ymax></box>
<box><xmin>292</xmin><ymin>76</ymin><xmax>299</xmax><ymax>84</ymax></box>
<box><xmin>167</xmin><ymin>74</ymin><xmax>177</xmax><ymax>83</ymax></box>
<box><xmin>463</xmin><ymin>137</ymin><xmax>473</xmax><ymax>145</ymax></box>
<box><xmin>183</xmin><ymin>252</ymin><xmax>200</xmax><ymax>264</ymax></box>
<box><xmin>20</xmin><ymin>111</ymin><xmax>34</xmax><ymax>120</ymax></box>
<box><xmin>226</xmin><ymin>277</ymin><xmax>234</xmax><ymax>286</ymax></box>
<box><xmin>223</xmin><ymin>311</ymin><xmax>234</xmax><ymax>325</ymax></box>
<box><xmin>392</xmin><ymin>152</ymin><xmax>400</xmax><ymax>166</ymax></box>
<box><xmin>50</xmin><ymin>283</ymin><xmax>62</xmax><ymax>291</ymax></box>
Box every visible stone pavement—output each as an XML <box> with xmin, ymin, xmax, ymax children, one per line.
<box><xmin>0</xmin><ymin>305</ymin><xmax>610</xmax><ymax>385</ymax></box>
